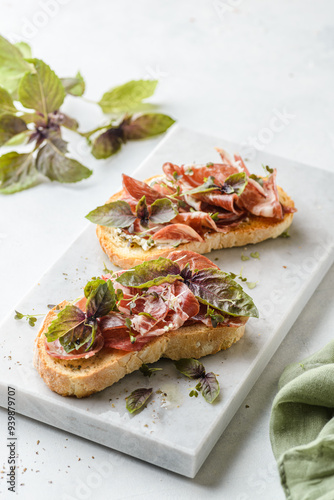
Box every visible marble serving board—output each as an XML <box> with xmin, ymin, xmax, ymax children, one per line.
<box><xmin>1</xmin><ymin>126</ymin><xmax>334</xmax><ymax>478</ymax></box>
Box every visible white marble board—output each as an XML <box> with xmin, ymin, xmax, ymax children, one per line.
<box><xmin>0</xmin><ymin>126</ymin><xmax>333</xmax><ymax>478</ymax></box>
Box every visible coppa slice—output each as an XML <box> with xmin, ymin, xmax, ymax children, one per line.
<box><xmin>34</xmin><ymin>251</ymin><xmax>258</xmax><ymax>397</ymax></box>
<box><xmin>86</xmin><ymin>148</ymin><xmax>296</xmax><ymax>269</ymax></box>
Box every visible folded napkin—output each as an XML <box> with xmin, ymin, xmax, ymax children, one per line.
<box><xmin>270</xmin><ymin>341</ymin><xmax>334</xmax><ymax>500</ymax></box>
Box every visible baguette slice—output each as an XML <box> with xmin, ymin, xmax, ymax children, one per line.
<box><xmin>34</xmin><ymin>301</ymin><xmax>246</xmax><ymax>398</ymax></box>
<box><xmin>96</xmin><ymin>176</ymin><xmax>295</xmax><ymax>269</ymax></box>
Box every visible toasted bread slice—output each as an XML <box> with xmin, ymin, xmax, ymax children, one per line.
<box><xmin>34</xmin><ymin>301</ymin><xmax>246</xmax><ymax>398</ymax></box>
<box><xmin>96</xmin><ymin>176</ymin><xmax>295</xmax><ymax>268</ymax></box>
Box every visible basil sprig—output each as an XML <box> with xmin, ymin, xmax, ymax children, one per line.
<box><xmin>0</xmin><ymin>36</ymin><xmax>174</xmax><ymax>194</ymax></box>
<box><xmin>182</xmin><ymin>172</ymin><xmax>248</xmax><ymax>197</ymax></box>
<box><xmin>46</xmin><ymin>278</ymin><xmax>117</xmax><ymax>353</ymax></box>
<box><xmin>86</xmin><ymin>196</ymin><xmax>178</xmax><ymax>229</ymax></box>
<box><xmin>175</xmin><ymin>359</ymin><xmax>220</xmax><ymax>404</ymax></box>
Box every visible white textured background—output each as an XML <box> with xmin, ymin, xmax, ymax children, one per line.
<box><xmin>0</xmin><ymin>1</ymin><xmax>333</xmax><ymax>498</ymax></box>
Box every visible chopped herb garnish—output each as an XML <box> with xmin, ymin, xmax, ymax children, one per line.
<box><xmin>250</xmin><ymin>252</ymin><xmax>260</xmax><ymax>260</ymax></box>
<box><xmin>241</xmin><ymin>254</ymin><xmax>250</xmax><ymax>261</ymax></box>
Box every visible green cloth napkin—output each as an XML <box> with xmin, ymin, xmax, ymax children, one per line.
<box><xmin>270</xmin><ymin>341</ymin><xmax>334</xmax><ymax>500</ymax></box>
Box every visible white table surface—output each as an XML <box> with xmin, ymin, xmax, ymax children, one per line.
<box><xmin>0</xmin><ymin>1</ymin><xmax>333</xmax><ymax>498</ymax></box>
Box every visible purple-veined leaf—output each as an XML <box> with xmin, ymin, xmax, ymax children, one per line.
<box><xmin>122</xmin><ymin>113</ymin><xmax>175</xmax><ymax>140</ymax></box>
<box><xmin>184</xmin><ymin>268</ymin><xmax>259</xmax><ymax>318</ymax></box>
<box><xmin>91</xmin><ymin>128</ymin><xmax>123</xmax><ymax>159</ymax></box>
<box><xmin>116</xmin><ymin>257</ymin><xmax>181</xmax><ymax>289</ymax></box>
<box><xmin>150</xmin><ymin>198</ymin><xmax>178</xmax><ymax>224</ymax></box>
<box><xmin>200</xmin><ymin>372</ymin><xmax>220</xmax><ymax>403</ymax></box>
<box><xmin>126</xmin><ymin>387</ymin><xmax>153</xmax><ymax>413</ymax></box>
<box><xmin>86</xmin><ymin>200</ymin><xmax>136</xmax><ymax>228</ymax></box>
<box><xmin>45</xmin><ymin>305</ymin><xmax>86</xmax><ymax>342</ymax></box>
<box><xmin>174</xmin><ymin>358</ymin><xmax>205</xmax><ymax>379</ymax></box>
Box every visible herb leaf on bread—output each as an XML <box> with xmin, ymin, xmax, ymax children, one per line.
<box><xmin>181</xmin><ymin>267</ymin><xmax>259</xmax><ymax>318</ymax></box>
<box><xmin>115</xmin><ymin>257</ymin><xmax>182</xmax><ymax>289</ymax></box>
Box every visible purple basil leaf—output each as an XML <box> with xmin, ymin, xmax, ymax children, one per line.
<box><xmin>36</xmin><ymin>133</ymin><xmax>92</xmax><ymax>183</ymax></box>
<box><xmin>200</xmin><ymin>372</ymin><xmax>220</xmax><ymax>403</ymax></box>
<box><xmin>86</xmin><ymin>280</ymin><xmax>116</xmax><ymax>318</ymax></box>
<box><xmin>85</xmin><ymin>200</ymin><xmax>136</xmax><ymax>228</ymax></box>
<box><xmin>136</xmin><ymin>196</ymin><xmax>149</xmax><ymax>227</ymax></box>
<box><xmin>0</xmin><ymin>114</ymin><xmax>27</xmax><ymax>146</ymax></box>
<box><xmin>59</xmin><ymin>319</ymin><xmax>97</xmax><ymax>353</ymax></box>
<box><xmin>91</xmin><ymin>128</ymin><xmax>123</xmax><ymax>159</ymax></box>
<box><xmin>174</xmin><ymin>358</ymin><xmax>206</xmax><ymax>379</ymax></box>
<box><xmin>126</xmin><ymin>387</ymin><xmax>153</xmax><ymax>413</ymax></box>
<box><xmin>122</xmin><ymin>113</ymin><xmax>175</xmax><ymax>140</ymax></box>
<box><xmin>185</xmin><ymin>268</ymin><xmax>259</xmax><ymax>318</ymax></box>
<box><xmin>45</xmin><ymin>305</ymin><xmax>86</xmax><ymax>342</ymax></box>
<box><xmin>0</xmin><ymin>152</ymin><xmax>38</xmax><ymax>194</ymax></box>
<box><xmin>150</xmin><ymin>198</ymin><xmax>178</xmax><ymax>224</ymax></box>
<box><xmin>115</xmin><ymin>257</ymin><xmax>181</xmax><ymax>289</ymax></box>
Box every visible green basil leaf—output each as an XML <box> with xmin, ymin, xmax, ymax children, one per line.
<box><xmin>0</xmin><ymin>114</ymin><xmax>27</xmax><ymax>146</ymax></box>
<box><xmin>122</xmin><ymin>113</ymin><xmax>175</xmax><ymax>140</ymax></box>
<box><xmin>136</xmin><ymin>196</ymin><xmax>149</xmax><ymax>226</ymax></box>
<box><xmin>60</xmin><ymin>71</ymin><xmax>85</xmax><ymax>97</ymax></box>
<box><xmin>45</xmin><ymin>305</ymin><xmax>86</xmax><ymax>342</ymax></box>
<box><xmin>98</xmin><ymin>80</ymin><xmax>158</xmax><ymax>113</ymax></box>
<box><xmin>183</xmin><ymin>176</ymin><xmax>217</xmax><ymax>195</ymax></box>
<box><xmin>36</xmin><ymin>134</ymin><xmax>92</xmax><ymax>183</ymax></box>
<box><xmin>18</xmin><ymin>59</ymin><xmax>65</xmax><ymax>117</ymax></box>
<box><xmin>150</xmin><ymin>198</ymin><xmax>178</xmax><ymax>224</ymax></box>
<box><xmin>0</xmin><ymin>152</ymin><xmax>38</xmax><ymax>194</ymax></box>
<box><xmin>126</xmin><ymin>387</ymin><xmax>153</xmax><ymax>413</ymax></box>
<box><xmin>14</xmin><ymin>42</ymin><xmax>32</xmax><ymax>59</ymax></box>
<box><xmin>86</xmin><ymin>280</ymin><xmax>116</xmax><ymax>318</ymax></box>
<box><xmin>91</xmin><ymin>128</ymin><xmax>123</xmax><ymax>159</ymax></box>
<box><xmin>174</xmin><ymin>358</ymin><xmax>206</xmax><ymax>379</ymax></box>
<box><xmin>224</xmin><ymin>172</ymin><xmax>248</xmax><ymax>196</ymax></box>
<box><xmin>0</xmin><ymin>35</ymin><xmax>34</xmax><ymax>93</ymax></box>
<box><xmin>139</xmin><ymin>363</ymin><xmax>162</xmax><ymax>377</ymax></box>
<box><xmin>0</xmin><ymin>87</ymin><xmax>17</xmax><ymax>115</ymax></box>
<box><xmin>84</xmin><ymin>278</ymin><xmax>106</xmax><ymax>299</ymax></box>
<box><xmin>185</xmin><ymin>268</ymin><xmax>259</xmax><ymax>318</ymax></box>
<box><xmin>116</xmin><ymin>257</ymin><xmax>181</xmax><ymax>289</ymax></box>
<box><xmin>200</xmin><ymin>372</ymin><xmax>220</xmax><ymax>403</ymax></box>
<box><xmin>86</xmin><ymin>200</ymin><xmax>136</xmax><ymax>228</ymax></box>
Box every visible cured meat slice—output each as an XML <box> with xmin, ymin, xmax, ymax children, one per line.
<box><xmin>122</xmin><ymin>174</ymin><xmax>161</xmax><ymax>204</ymax></box>
<box><xmin>172</xmin><ymin>212</ymin><xmax>219</xmax><ymax>235</ymax></box>
<box><xmin>239</xmin><ymin>169</ymin><xmax>283</xmax><ymax>219</ymax></box>
<box><xmin>102</xmin><ymin>328</ymin><xmax>154</xmax><ymax>351</ymax></box>
<box><xmin>152</xmin><ymin>223</ymin><xmax>203</xmax><ymax>243</ymax></box>
<box><xmin>163</xmin><ymin>162</ymin><xmax>239</xmax><ymax>190</ymax></box>
<box><xmin>45</xmin><ymin>334</ymin><xmax>104</xmax><ymax>359</ymax></box>
<box><xmin>167</xmin><ymin>250</ymin><xmax>219</xmax><ymax>271</ymax></box>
